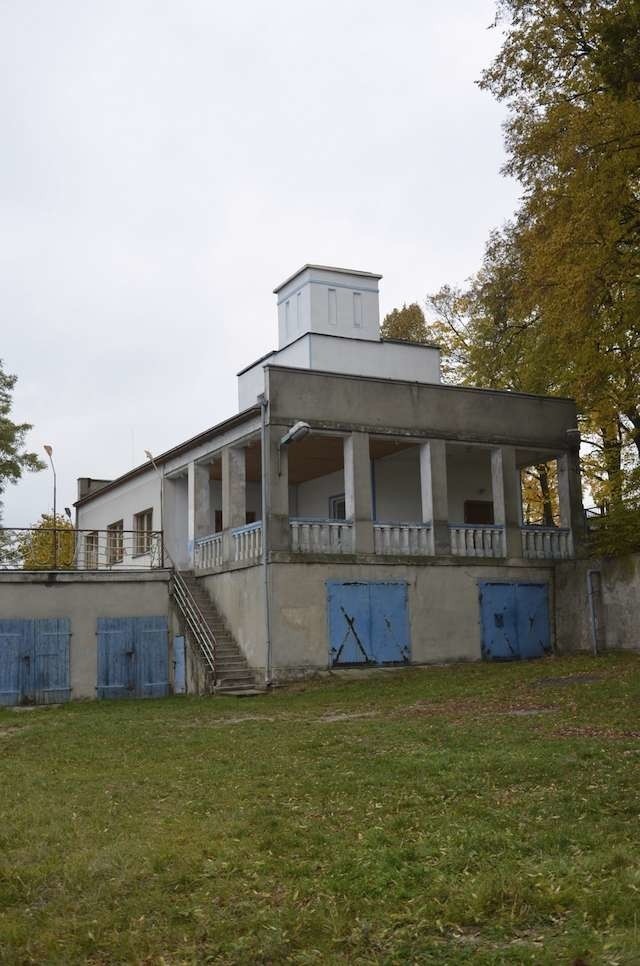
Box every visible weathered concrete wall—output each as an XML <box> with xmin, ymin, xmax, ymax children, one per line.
<box><xmin>268</xmin><ymin>558</ymin><xmax>554</xmax><ymax>680</ymax></box>
<box><xmin>556</xmin><ymin>554</ymin><xmax>640</xmax><ymax>653</ymax></box>
<box><xmin>200</xmin><ymin>565</ymin><xmax>266</xmax><ymax>672</ymax></box>
<box><xmin>0</xmin><ymin>571</ymin><xmax>171</xmax><ymax>699</ymax></box>
<box><xmin>266</xmin><ymin>366</ymin><xmax>578</xmax><ymax>451</ymax></box>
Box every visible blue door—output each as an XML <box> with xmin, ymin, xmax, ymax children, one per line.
<box><xmin>327</xmin><ymin>583</ymin><xmax>373</xmax><ymax>665</ymax></box>
<box><xmin>479</xmin><ymin>583</ymin><xmax>550</xmax><ymax>661</ymax></box>
<box><xmin>516</xmin><ymin>584</ymin><xmax>551</xmax><ymax>659</ymax></box>
<box><xmin>370</xmin><ymin>583</ymin><xmax>410</xmax><ymax>663</ymax></box>
<box><xmin>173</xmin><ymin>636</ymin><xmax>186</xmax><ymax>694</ymax></box>
<box><xmin>0</xmin><ymin>618</ymin><xmax>70</xmax><ymax>706</ymax></box>
<box><xmin>97</xmin><ymin>616</ymin><xmax>169</xmax><ymax>699</ymax></box>
<box><xmin>327</xmin><ymin>582</ymin><xmax>410</xmax><ymax>666</ymax></box>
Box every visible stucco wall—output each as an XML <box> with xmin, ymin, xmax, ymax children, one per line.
<box><xmin>291</xmin><ymin>447</ymin><xmax>492</xmax><ymax>524</ymax></box>
<box><xmin>556</xmin><ymin>554</ymin><xmax>640</xmax><ymax>653</ymax></box>
<box><xmin>268</xmin><ymin>559</ymin><xmax>554</xmax><ymax>680</ymax></box>
<box><xmin>200</xmin><ymin>565</ymin><xmax>266</xmax><ymax>672</ymax></box>
<box><xmin>76</xmin><ymin>471</ymin><xmax>161</xmax><ymax>568</ymax></box>
<box><xmin>266</xmin><ymin>366</ymin><xmax>578</xmax><ymax>450</ymax></box>
<box><xmin>0</xmin><ymin>572</ymin><xmax>171</xmax><ymax>699</ymax></box>
<box><xmin>209</xmin><ymin>480</ymin><xmax>262</xmax><ymax>527</ymax></box>
<box><xmin>239</xmin><ymin>334</ymin><xmax>442</xmax><ymax>410</ymax></box>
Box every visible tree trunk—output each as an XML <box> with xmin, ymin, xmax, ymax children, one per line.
<box><xmin>536</xmin><ymin>463</ymin><xmax>555</xmax><ymax>526</ymax></box>
<box><xmin>600</xmin><ymin>424</ymin><xmax>623</xmax><ymax>506</ymax></box>
<box><xmin>624</xmin><ymin>408</ymin><xmax>640</xmax><ymax>463</ymax></box>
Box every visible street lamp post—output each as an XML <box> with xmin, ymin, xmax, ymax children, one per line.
<box><xmin>43</xmin><ymin>444</ymin><xmax>57</xmax><ymax>569</ymax></box>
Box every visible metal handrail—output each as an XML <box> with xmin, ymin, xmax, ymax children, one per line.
<box><xmin>170</xmin><ymin>570</ymin><xmax>217</xmax><ymax>678</ymax></box>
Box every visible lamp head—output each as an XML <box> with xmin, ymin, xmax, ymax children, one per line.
<box><xmin>44</xmin><ymin>444</ymin><xmax>53</xmax><ymax>457</ymax></box>
<box><xmin>279</xmin><ymin>421</ymin><xmax>311</xmax><ymax>447</ymax></box>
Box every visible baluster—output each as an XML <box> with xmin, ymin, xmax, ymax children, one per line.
<box><xmin>542</xmin><ymin>531</ymin><xmax>550</xmax><ymax>559</ymax></box>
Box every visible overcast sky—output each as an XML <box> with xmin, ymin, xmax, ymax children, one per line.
<box><xmin>1</xmin><ymin>0</ymin><xmax>519</xmax><ymax>526</ymax></box>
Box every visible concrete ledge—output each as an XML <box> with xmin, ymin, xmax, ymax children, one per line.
<box><xmin>195</xmin><ymin>559</ymin><xmax>261</xmax><ymax>577</ymax></box>
<box><xmin>268</xmin><ymin>552</ymin><xmax>556</xmax><ymax>568</ymax></box>
<box><xmin>0</xmin><ymin>570</ymin><xmax>172</xmax><ymax>585</ymax></box>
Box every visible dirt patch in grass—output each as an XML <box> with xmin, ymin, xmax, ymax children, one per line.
<box><xmin>394</xmin><ymin>696</ymin><xmax>559</xmax><ymax>722</ymax></box>
<box><xmin>0</xmin><ymin>725</ymin><xmax>29</xmax><ymax>738</ymax></box>
<box><xmin>316</xmin><ymin>710</ymin><xmax>380</xmax><ymax>723</ymax></box>
<box><xmin>553</xmin><ymin>725</ymin><xmax>640</xmax><ymax>740</ymax></box>
<box><xmin>533</xmin><ymin>673</ymin><xmax>604</xmax><ymax>688</ymax></box>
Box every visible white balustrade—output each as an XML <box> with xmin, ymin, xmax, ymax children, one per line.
<box><xmin>449</xmin><ymin>525</ymin><xmax>505</xmax><ymax>558</ymax></box>
<box><xmin>290</xmin><ymin>519</ymin><xmax>353</xmax><ymax>554</ymax></box>
<box><xmin>233</xmin><ymin>522</ymin><xmax>263</xmax><ymax>562</ymax></box>
<box><xmin>373</xmin><ymin>523</ymin><xmax>432</xmax><ymax>555</ymax></box>
<box><xmin>194</xmin><ymin>532</ymin><xmax>223</xmax><ymax>570</ymax></box>
<box><xmin>521</xmin><ymin>526</ymin><xmax>573</xmax><ymax>560</ymax></box>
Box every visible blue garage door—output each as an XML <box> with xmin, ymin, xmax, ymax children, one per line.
<box><xmin>97</xmin><ymin>616</ymin><xmax>169</xmax><ymax>699</ymax></box>
<box><xmin>327</xmin><ymin>582</ymin><xmax>410</xmax><ymax>666</ymax></box>
<box><xmin>479</xmin><ymin>582</ymin><xmax>551</xmax><ymax>661</ymax></box>
<box><xmin>0</xmin><ymin>618</ymin><xmax>71</xmax><ymax>706</ymax></box>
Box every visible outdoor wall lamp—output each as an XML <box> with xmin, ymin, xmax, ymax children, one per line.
<box><xmin>278</xmin><ymin>421</ymin><xmax>311</xmax><ymax>475</ymax></box>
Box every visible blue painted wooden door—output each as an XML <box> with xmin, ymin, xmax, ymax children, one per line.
<box><xmin>173</xmin><ymin>636</ymin><xmax>186</xmax><ymax>694</ymax></box>
<box><xmin>479</xmin><ymin>583</ymin><xmax>550</xmax><ymax>661</ymax></box>
<box><xmin>370</xmin><ymin>583</ymin><xmax>410</xmax><ymax>663</ymax></box>
<box><xmin>327</xmin><ymin>582</ymin><xmax>410</xmax><ymax>666</ymax></box>
<box><xmin>97</xmin><ymin>616</ymin><xmax>168</xmax><ymax>699</ymax></box>
<box><xmin>0</xmin><ymin>618</ymin><xmax>70</xmax><ymax>706</ymax></box>
<box><xmin>516</xmin><ymin>584</ymin><xmax>551</xmax><ymax>659</ymax></box>
<box><xmin>327</xmin><ymin>583</ymin><xmax>373</xmax><ymax>664</ymax></box>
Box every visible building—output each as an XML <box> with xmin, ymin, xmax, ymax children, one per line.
<box><xmin>75</xmin><ymin>265</ymin><xmax>584</xmax><ymax>684</ymax></box>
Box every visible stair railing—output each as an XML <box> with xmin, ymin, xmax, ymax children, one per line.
<box><xmin>170</xmin><ymin>569</ymin><xmax>217</xmax><ymax>681</ymax></box>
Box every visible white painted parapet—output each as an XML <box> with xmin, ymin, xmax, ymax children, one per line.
<box><xmin>373</xmin><ymin>523</ymin><xmax>432</xmax><ymax>555</ymax></box>
<box><xmin>233</xmin><ymin>522</ymin><xmax>263</xmax><ymax>562</ymax></box>
<box><xmin>521</xmin><ymin>527</ymin><xmax>573</xmax><ymax>560</ymax></box>
<box><xmin>449</xmin><ymin>525</ymin><xmax>505</xmax><ymax>558</ymax></box>
<box><xmin>290</xmin><ymin>519</ymin><xmax>353</xmax><ymax>554</ymax></box>
<box><xmin>194</xmin><ymin>533</ymin><xmax>223</xmax><ymax>569</ymax></box>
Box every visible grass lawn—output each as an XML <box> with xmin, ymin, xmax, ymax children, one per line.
<box><xmin>1</xmin><ymin>653</ymin><xmax>640</xmax><ymax>965</ymax></box>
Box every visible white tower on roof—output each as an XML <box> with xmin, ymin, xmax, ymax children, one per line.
<box><xmin>273</xmin><ymin>264</ymin><xmax>382</xmax><ymax>349</ymax></box>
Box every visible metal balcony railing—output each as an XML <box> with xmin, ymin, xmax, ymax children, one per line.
<box><xmin>0</xmin><ymin>528</ymin><xmax>165</xmax><ymax>571</ymax></box>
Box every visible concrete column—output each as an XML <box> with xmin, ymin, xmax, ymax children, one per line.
<box><xmin>420</xmin><ymin>440</ymin><xmax>449</xmax><ymax>555</ymax></box>
<box><xmin>344</xmin><ymin>432</ymin><xmax>374</xmax><ymax>554</ymax></box>
<box><xmin>491</xmin><ymin>446</ymin><xmax>522</xmax><ymax>558</ymax></box>
<box><xmin>221</xmin><ymin>446</ymin><xmax>246</xmax><ymax>561</ymax></box>
<box><xmin>221</xmin><ymin>447</ymin><xmax>246</xmax><ymax>530</ymax></box>
<box><xmin>558</xmin><ymin>448</ymin><xmax>584</xmax><ymax>547</ymax></box>
<box><xmin>187</xmin><ymin>461</ymin><xmax>211</xmax><ymax>566</ymax></box>
<box><xmin>265</xmin><ymin>425</ymin><xmax>291</xmax><ymax>552</ymax></box>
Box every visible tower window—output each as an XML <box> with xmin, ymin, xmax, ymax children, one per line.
<box><xmin>353</xmin><ymin>291</ymin><xmax>363</xmax><ymax>327</ymax></box>
<box><xmin>328</xmin><ymin>288</ymin><xmax>337</xmax><ymax>325</ymax></box>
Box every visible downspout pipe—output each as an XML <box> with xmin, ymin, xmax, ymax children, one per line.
<box><xmin>259</xmin><ymin>394</ymin><xmax>273</xmax><ymax>686</ymax></box>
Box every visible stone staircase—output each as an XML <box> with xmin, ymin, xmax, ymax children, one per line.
<box><xmin>173</xmin><ymin>571</ymin><xmax>263</xmax><ymax>695</ymax></box>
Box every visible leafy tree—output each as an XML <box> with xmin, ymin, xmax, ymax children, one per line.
<box><xmin>381</xmin><ymin>303</ymin><xmax>430</xmax><ymax>343</ymax></box>
<box><xmin>19</xmin><ymin>514</ymin><xmax>76</xmax><ymax>570</ymax></box>
<box><xmin>0</xmin><ymin>528</ymin><xmax>20</xmax><ymax>568</ymax></box>
<box><xmin>0</xmin><ymin>360</ymin><xmax>45</xmax><ymax>514</ymax></box>
<box><xmin>426</xmin><ymin>0</ymin><xmax>640</xmax><ymax>537</ymax></box>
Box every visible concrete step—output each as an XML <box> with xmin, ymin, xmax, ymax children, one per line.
<box><xmin>216</xmin><ymin>668</ymin><xmax>254</xmax><ymax>681</ymax></box>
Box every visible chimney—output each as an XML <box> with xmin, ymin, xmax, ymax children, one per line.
<box><xmin>77</xmin><ymin>478</ymin><xmax>112</xmax><ymax>500</ymax></box>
